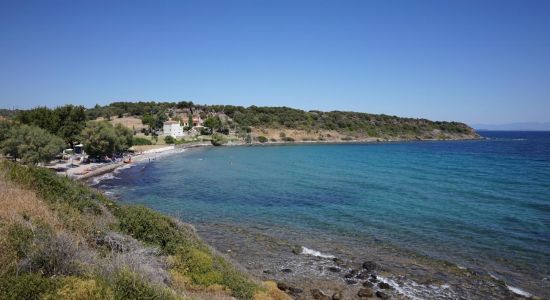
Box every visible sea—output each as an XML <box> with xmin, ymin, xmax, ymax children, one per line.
<box><xmin>95</xmin><ymin>131</ymin><xmax>550</xmax><ymax>299</ymax></box>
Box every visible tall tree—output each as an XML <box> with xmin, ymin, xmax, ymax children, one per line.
<box><xmin>80</xmin><ymin>121</ymin><xmax>133</xmax><ymax>157</ymax></box>
<box><xmin>15</xmin><ymin>107</ymin><xmax>60</xmax><ymax>134</ymax></box>
<box><xmin>0</xmin><ymin>124</ymin><xmax>65</xmax><ymax>165</ymax></box>
<box><xmin>204</xmin><ymin>116</ymin><xmax>222</xmax><ymax>131</ymax></box>
<box><xmin>55</xmin><ymin>105</ymin><xmax>86</xmax><ymax>148</ymax></box>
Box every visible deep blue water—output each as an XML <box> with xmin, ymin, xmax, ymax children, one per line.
<box><xmin>99</xmin><ymin>131</ymin><xmax>550</xmax><ymax>296</ymax></box>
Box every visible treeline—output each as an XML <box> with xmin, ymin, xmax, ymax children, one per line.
<box><xmin>1</xmin><ymin>105</ymin><xmax>134</xmax><ymax>164</ymax></box>
<box><xmin>77</xmin><ymin>102</ymin><xmax>476</xmax><ymax>138</ymax></box>
<box><xmin>0</xmin><ymin>101</ymin><xmax>478</xmax><ymax>162</ymax></box>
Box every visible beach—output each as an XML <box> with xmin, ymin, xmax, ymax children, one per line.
<box><xmin>48</xmin><ymin>142</ymin><xmax>212</xmax><ymax>181</ymax></box>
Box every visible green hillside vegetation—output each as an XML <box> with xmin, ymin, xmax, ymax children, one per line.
<box><xmin>85</xmin><ymin>102</ymin><xmax>479</xmax><ymax>139</ymax></box>
<box><xmin>2</xmin><ymin>102</ymin><xmax>478</xmax><ymax>150</ymax></box>
<box><xmin>0</xmin><ymin>161</ymin><xmax>289</xmax><ymax>300</ymax></box>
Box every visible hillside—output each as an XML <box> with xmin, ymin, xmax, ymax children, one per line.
<box><xmin>0</xmin><ymin>161</ymin><xmax>289</xmax><ymax>300</ymax></box>
<box><xmin>84</xmin><ymin>102</ymin><xmax>480</xmax><ymax>142</ymax></box>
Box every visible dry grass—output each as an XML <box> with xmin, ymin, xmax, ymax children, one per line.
<box><xmin>251</xmin><ymin>128</ymin><xmax>357</xmax><ymax>142</ymax></box>
<box><xmin>96</xmin><ymin>116</ymin><xmax>147</xmax><ymax>131</ymax></box>
<box><xmin>0</xmin><ymin>178</ymin><xmax>62</xmax><ymax>230</ymax></box>
<box><xmin>253</xmin><ymin>281</ymin><xmax>292</xmax><ymax>300</ymax></box>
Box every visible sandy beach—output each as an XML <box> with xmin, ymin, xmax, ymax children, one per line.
<box><xmin>48</xmin><ymin>142</ymin><xmax>212</xmax><ymax>181</ymax></box>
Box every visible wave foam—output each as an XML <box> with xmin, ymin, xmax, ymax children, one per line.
<box><xmin>301</xmin><ymin>247</ymin><xmax>335</xmax><ymax>259</ymax></box>
<box><xmin>376</xmin><ymin>275</ymin><xmax>459</xmax><ymax>300</ymax></box>
<box><xmin>90</xmin><ymin>173</ymin><xmax>117</xmax><ymax>185</ymax></box>
<box><xmin>506</xmin><ymin>285</ymin><xmax>532</xmax><ymax>298</ymax></box>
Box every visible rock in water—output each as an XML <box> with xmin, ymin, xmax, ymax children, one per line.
<box><xmin>356</xmin><ymin>270</ymin><xmax>370</xmax><ymax>279</ymax></box>
<box><xmin>376</xmin><ymin>291</ymin><xmax>390</xmax><ymax>299</ymax></box>
<box><xmin>277</xmin><ymin>282</ymin><xmax>289</xmax><ymax>291</ymax></box>
<box><xmin>281</xmin><ymin>268</ymin><xmax>292</xmax><ymax>273</ymax></box>
<box><xmin>362</xmin><ymin>281</ymin><xmax>374</xmax><ymax>288</ymax></box>
<box><xmin>332</xmin><ymin>291</ymin><xmax>342</xmax><ymax>300</ymax></box>
<box><xmin>362</xmin><ymin>261</ymin><xmax>379</xmax><ymax>272</ymax></box>
<box><xmin>311</xmin><ymin>289</ymin><xmax>331</xmax><ymax>300</ymax></box>
<box><xmin>378</xmin><ymin>282</ymin><xmax>392</xmax><ymax>290</ymax></box>
<box><xmin>357</xmin><ymin>287</ymin><xmax>374</xmax><ymax>298</ymax></box>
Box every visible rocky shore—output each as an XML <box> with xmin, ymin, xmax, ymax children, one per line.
<box><xmin>196</xmin><ymin>223</ymin><xmax>542</xmax><ymax>300</ymax></box>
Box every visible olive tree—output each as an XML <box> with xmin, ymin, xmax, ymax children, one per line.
<box><xmin>80</xmin><ymin>121</ymin><xmax>133</xmax><ymax>157</ymax></box>
<box><xmin>0</xmin><ymin>124</ymin><xmax>65</xmax><ymax>164</ymax></box>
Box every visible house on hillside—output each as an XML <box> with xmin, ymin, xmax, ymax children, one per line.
<box><xmin>163</xmin><ymin>120</ymin><xmax>184</xmax><ymax>137</ymax></box>
<box><xmin>192</xmin><ymin>115</ymin><xmax>203</xmax><ymax>127</ymax></box>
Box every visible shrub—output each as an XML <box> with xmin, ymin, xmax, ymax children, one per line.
<box><xmin>132</xmin><ymin>137</ymin><xmax>152</xmax><ymax>145</ymax></box>
<box><xmin>115</xmin><ymin>205</ymin><xmax>191</xmax><ymax>255</ymax></box>
<box><xmin>171</xmin><ymin>247</ymin><xmax>258</xmax><ymax>299</ymax></box>
<box><xmin>113</xmin><ymin>269</ymin><xmax>178</xmax><ymax>300</ymax></box>
<box><xmin>282</xmin><ymin>137</ymin><xmax>294</xmax><ymax>142</ymax></box>
<box><xmin>164</xmin><ymin>135</ymin><xmax>176</xmax><ymax>144</ymax></box>
<box><xmin>211</xmin><ymin>133</ymin><xmax>228</xmax><ymax>146</ymax></box>
<box><xmin>6</xmin><ymin>223</ymin><xmax>33</xmax><ymax>261</ymax></box>
<box><xmin>257</xmin><ymin>136</ymin><xmax>268</xmax><ymax>143</ymax></box>
<box><xmin>0</xmin><ymin>273</ymin><xmax>61</xmax><ymax>300</ymax></box>
<box><xmin>43</xmin><ymin>276</ymin><xmax>113</xmax><ymax>300</ymax></box>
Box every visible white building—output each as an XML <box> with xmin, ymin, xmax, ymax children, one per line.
<box><xmin>163</xmin><ymin>120</ymin><xmax>184</xmax><ymax>137</ymax></box>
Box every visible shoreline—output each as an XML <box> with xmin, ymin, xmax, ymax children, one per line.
<box><xmin>64</xmin><ymin>142</ymin><xmax>212</xmax><ymax>181</ymax></box>
<box><xmin>77</xmin><ymin>136</ymin><xmax>483</xmax><ymax>182</ymax></box>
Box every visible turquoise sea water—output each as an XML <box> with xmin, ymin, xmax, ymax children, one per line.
<box><xmin>98</xmin><ymin>131</ymin><xmax>550</xmax><ymax>298</ymax></box>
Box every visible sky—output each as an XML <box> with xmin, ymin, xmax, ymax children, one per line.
<box><xmin>0</xmin><ymin>0</ymin><xmax>549</xmax><ymax>124</ymax></box>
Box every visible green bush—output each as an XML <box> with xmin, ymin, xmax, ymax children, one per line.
<box><xmin>6</xmin><ymin>223</ymin><xmax>34</xmax><ymax>260</ymax></box>
<box><xmin>0</xmin><ymin>273</ymin><xmax>61</xmax><ymax>300</ymax></box>
<box><xmin>257</xmin><ymin>136</ymin><xmax>268</xmax><ymax>143</ymax></box>
<box><xmin>116</xmin><ymin>205</ymin><xmax>191</xmax><ymax>255</ymax></box>
<box><xmin>211</xmin><ymin>133</ymin><xmax>227</xmax><ymax>146</ymax></box>
<box><xmin>132</xmin><ymin>136</ymin><xmax>152</xmax><ymax>145</ymax></box>
<box><xmin>113</xmin><ymin>269</ymin><xmax>178</xmax><ymax>300</ymax></box>
<box><xmin>282</xmin><ymin>137</ymin><xmax>294</xmax><ymax>142</ymax></box>
<box><xmin>43</xmin><ymin>276</ymin><xmax>113</xmax><ymax>300</ymax></box>
<box><xmin>173</xmin><ymin>247</ymin><xmax>258</xmax><ymax>299</ymax></box>
<box><xmin>164</xmin><ymin>135</ymin><xmax>176</xmax><ymax>144</ymax></box>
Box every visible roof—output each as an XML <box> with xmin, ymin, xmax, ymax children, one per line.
<box><xmin>163</xmin><ymin>120</ymin><xmax>178</xmax><ymax>125</ymax></box>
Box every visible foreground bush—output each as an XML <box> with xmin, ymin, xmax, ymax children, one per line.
<box><xmin>0</xmin><ymin>273</ymin><xmax>61</xmax><ymax>300</ymax></box>
<box><xmin>116</xmin><ymin>205</ymin><xmax>260</xmax><ymax>299</ymax></box>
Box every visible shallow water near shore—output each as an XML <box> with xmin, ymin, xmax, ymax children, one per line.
<box><xmin>96</xmin><ymin>131</ymin><xmax>550</xmax><ymax>299</ymax></box>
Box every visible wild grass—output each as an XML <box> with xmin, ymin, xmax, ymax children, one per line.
<box><xmin>0</xmin><ymin>160</ymin><xmax>275</xmax><ymax>299</ymax></box>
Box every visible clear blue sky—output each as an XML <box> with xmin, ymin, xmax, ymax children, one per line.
<box><xmin>1</xmin><ymin>0</ymin><xmax>549</xmax><ymax>124</ymax></box>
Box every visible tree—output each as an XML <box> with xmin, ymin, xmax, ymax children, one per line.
<box><xmin>204</xmin><ymin>116</ymin><xmax>222</xmax><ymax>131</ymax></box>
<box><xmin>55</xmin><ymin>105</ymin><xmax>86</xmax><ymax>148</ymax></box>
<box><xmin>141</xmin><ymin>114</ymin><xmax>155</xmax><ymax>130</ymax></box>
<box><xmin>0</xmin><ymin>120</ymin><xmax>12</xmax><ymax>142</ymax></box>
<box><xmin>0</xmin><ymin>124</ymin><xmax>65</xmax><ymax>164</ymax></box>
<box><xmin>15</xmin><ymin>107</ymin><xmax>60</xmax><ymax>134</ymax></box>
<box><xmin>80</xmin><ymin>121</ymin><xmax>133</xmax><ymax>157</ymax></box>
